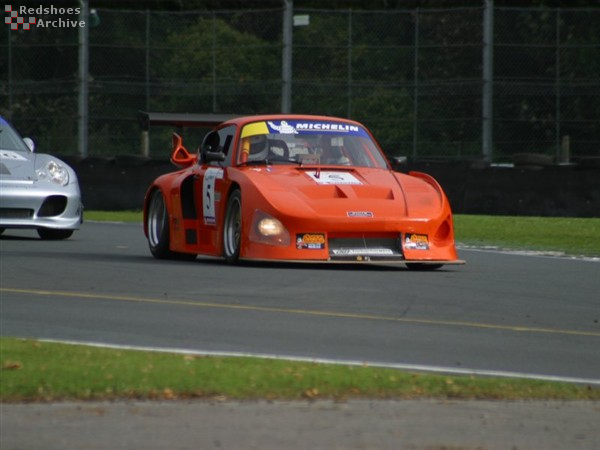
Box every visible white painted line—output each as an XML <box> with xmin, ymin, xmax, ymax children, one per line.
<box><xmin>39</xmin><ymin>338</ymin><xmax>600</xmax><ymax>387</ymax></box>
<box><xmin>457</xmin><ymin>245</ymin><xmax>600</xmax><ymax>262</ymax></box>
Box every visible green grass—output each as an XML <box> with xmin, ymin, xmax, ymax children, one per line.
<box><xmin>86</xmin><ymin>210</ymin><xmax>143</xmax><ymax>223</ymax></box>
<box><xmin>1</xmin><ymin>338</ymin><xmax>598</xmax><ymax>402</ymax></box>
<box><xmin>86</xmin><ymin>211</ymin><xmax>600</xmax><ymax>257</ymax></box>
<box><xmin>454</xmin><ymin>215</ymin><xmax>600</xmax><ymax>257</ymax></box>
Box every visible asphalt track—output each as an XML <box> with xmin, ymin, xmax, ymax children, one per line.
<box><xmin>1</xmin><ymin>221</ymin><xmax>599</xmax><ymax>382</ymax></box>
<box><xmin>1</xmin><ymin>221</ymin><xmax>600</xmax><ymax>449</ymax></box>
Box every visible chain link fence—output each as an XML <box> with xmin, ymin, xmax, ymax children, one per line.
<box><xmin>1</xmin><ymin>5</ymin><xmax>599</xmax><ymax>162</ymax></box>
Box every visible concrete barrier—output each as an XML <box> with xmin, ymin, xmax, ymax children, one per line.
<box><xmin>69</xmin><ymin>156</ymin><xmax>600</xmax><ymax>218</ymax></box>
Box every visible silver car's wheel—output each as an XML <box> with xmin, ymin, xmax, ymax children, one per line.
<box><xmin>146</xmin><ymin>189</ymin><xmax>196</xmax><ymax>260</ymax></box>
<box><xmin>223</xmin><ymin>189</ymin><xmax>242</xmax><ymax>263</ymax></box>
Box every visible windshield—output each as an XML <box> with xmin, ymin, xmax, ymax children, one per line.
<box><xmin>237</xmin><ymin>119</ymin><xmax>389</xmax><ymax>169</ymax></box>
<box><xmin>0</xmin><ymin>117</ymin><xmax>30</xmax><ymax>152</ymax></box>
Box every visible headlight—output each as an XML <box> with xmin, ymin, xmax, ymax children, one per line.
<box><xmin>36</xmin><ymin>160</ymin><xmax>69</xmax><ymax>186</ymax></box>
<box><xmin>257</xmin><ymin>217</ymin><xmax>285</xmax><ymax>236</ymax></box>
<box><xmin>250</xmin><ymin>210</ymin><xmax>290</xmax><ymax>246</ymax></box>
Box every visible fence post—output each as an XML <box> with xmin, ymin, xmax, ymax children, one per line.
<box><xmin>145</xmin><ymin>10</ymin><xmax>150</xmax><ymax>113</ymax></box>
<box><xmin>347</xmin><ymin>9</ymin><xmax>352</xmax><ymax>118</ymax></box>
<box><xmin>482</xmin><ymin>0</ymin><xmax>494</xmax><ymax>162</ymax></box>
<box><xmin>413</xmin><ymin>8</ymin><xmax>419</xmax><ymax>158</ymax></box>
<box><xmin>78</xmin><ymin>0</ymin><xmax>89</xmax><ymax>157</ymax></box>
<box><xmin>7</xmin><ymin>26</ymin><xmax>12</xmax><ymax>120</ymax></box>
<box><xmin>281</xmin><ymin>0</ymin><xmax>293</xmax><ymax>113</ymax></box>
<box><xmin>212</xmin><ymin>12</ymin><xmax>217</xmax><ymax>112</ymax></box>
<box><xmin>555</xmin><ymin>8</ymin><xmax>561</xmax><ymax>163</ymax></box>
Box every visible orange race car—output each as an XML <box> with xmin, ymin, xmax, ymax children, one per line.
<box><xmin>142</xmin><ymin>114</ymin><xmax>464</xmax><ymax>269</ymax></box>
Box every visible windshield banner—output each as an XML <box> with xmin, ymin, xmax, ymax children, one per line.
<box><xmin>264</xmin><ymin>120</ymin><xmax>370</xmax><ymax>138</ymax></box>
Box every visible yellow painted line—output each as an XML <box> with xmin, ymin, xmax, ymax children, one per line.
<box><xmin>2</xmin><ymin>287</ymin><xmax>599</xmax><ymax>338</ymax></box>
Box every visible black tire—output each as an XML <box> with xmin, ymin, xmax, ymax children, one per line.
<box><xmin>37</xmin><ymin>228</ymin><xmax>74</xmax><ymax>240</ymax></box>
<box><xmin>406</xmin><ymin>263</ymin><xmax>443</xmax><ymax>271</ymax></box>
<box><xmin>223</xmin><ymin>189</ymin><xmax>242</xmax><ymax>264</ymax></box>
<box><xmin>146</xmin><ymin>189</ymin><xmax>196</xmax><ymax>260</ymax></box>
<box><xmin>0</xmin><ymin>228</ymin><xmax>5</xmax><ymax>235</ymax></box>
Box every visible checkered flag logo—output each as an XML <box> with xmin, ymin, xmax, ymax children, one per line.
<box><xmin>5</xmin><ymin>5</ymin><xmax>36</xmax><ymax>30</ymax></box>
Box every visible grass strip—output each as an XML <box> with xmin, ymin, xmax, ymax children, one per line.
<box><xmin>1</xmin><ymin>338</ymin><xmax>598</xmax><ymax>402</ymax></box>
<box><xmin>454</xmin><ymin>215</ymin><xmax>600</xmax><ymax>257</ymax></box>
<box><xmin>85</xmin><ymin>210</ymin><xmax>143</xmax><ymax>223</ymax></box>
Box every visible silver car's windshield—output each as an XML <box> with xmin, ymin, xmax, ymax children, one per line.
<box><xmin>238</xmin><ymin>119</ymin><xmax>389</xmax><ymax>169</ymax></box>
<box><xmin>0</xmin><ymin>118</ymin><xmax>30</xmax><ymax>152</ymax></box>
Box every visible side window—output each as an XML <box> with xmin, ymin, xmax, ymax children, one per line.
<box><xmin>214</xmin><ymin>125</ymin><xmax>236</xmax><ymax>167</ymax></box>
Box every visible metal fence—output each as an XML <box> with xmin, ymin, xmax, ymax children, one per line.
<box><xmin>1</xmin><ymin>5</ymin><xmax>599</xmax><ymax>162</ymax></box>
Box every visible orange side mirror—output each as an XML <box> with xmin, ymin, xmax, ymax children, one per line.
<box><xmin>170</xmin><ymin>133</ymin><xmax>197</xmax><ymax>169</ymax></box>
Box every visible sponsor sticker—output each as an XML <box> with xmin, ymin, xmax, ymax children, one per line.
<box><xmin>267</xmin><ymin>120</ymin><xmax>298</xmax><ymax>134</ymax></box>
<box><xmin>404</xmin><ymin>233</ymin><xmax>429</xmax><ymax>250</ymax></box>
<box><xmin>306</xmin><ymin>171</ymin><xmax>362</xmax><ymax>185</ymax></box>
<box><xmin>265</xmin><ymin>120</ymin><xmax>369</xmax><ymax>138</ymax></box>
<box><xmin>347</xmin><ymin>211</ymin><xmax>373</xmax><ymax>218</ymax></box>
<box><xmin>296</xmin><ymin>233</ymin><xmax>326</xmax><ymax>250</ymax></box>
<box><xmin>331</xmin><ymin>248</ymin><xmax>394</xmax><ymax>256</ymax></box>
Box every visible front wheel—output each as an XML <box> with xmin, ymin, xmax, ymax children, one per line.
<box><xmin>223</xmin><ymin>189</ymin><xmax>242</xmax><ymax>264</ymax></box>
<box><xmin>146</xmin><ymin>189</ymin><xmax>195</xmax><ymax>260</ymax></box>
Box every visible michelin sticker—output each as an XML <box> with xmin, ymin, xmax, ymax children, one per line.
<box><xmin>306</xmin><ymin>171</ymin><xmax>362</xmax><ymax>185</ymax></box>
<box><xmin>266</xmin><ymin>120</ymin><xmax>369</xmax><ymax>138</ymax></box>
<box><xmin>203</xmin><ymin>168</ymin><xmax>224</xmax><ymax>225</ymax></box>
<box><xmin>267</xmin><ymin>121</ymin><xmax>298</xmax><ymax>134</ymax></box>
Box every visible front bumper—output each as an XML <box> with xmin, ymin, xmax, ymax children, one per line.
<box><xmin>242</xmin><ymin>217</ymin><xmax>462</xmax><ymax>264</ymax></box>
<box><xmin>0</xmin><ymin>181</ymin><xmax>83</xmax><ymax>230</ymax></box>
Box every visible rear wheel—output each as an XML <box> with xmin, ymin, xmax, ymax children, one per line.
<box><xmin>223</xmin><ymin>189</ymin><xmax>242</xmax><ymax>264</ymax></box>
<box><xmin>146</xmin><ymin>189</ymin><xmax>195</xmax><ymax>260</ymax></box>
<box><xmin>37</xmin><ymin>228</ymin><xmax>74</xmax><ymax>240</ymax></box>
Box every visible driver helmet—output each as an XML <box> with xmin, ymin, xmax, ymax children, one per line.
<box><xmin>248</xmin><ymin>134</ymin><xmax>269</xmax><ymax>161</ymax></box>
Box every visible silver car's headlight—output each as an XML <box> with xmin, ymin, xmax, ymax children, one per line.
<box><xmin>36</xmin><ymin>160</ymin><xmax>69</xmax><ymax>186</ymax></box>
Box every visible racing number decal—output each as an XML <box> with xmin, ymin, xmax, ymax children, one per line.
<box><xmin>203</xmin><ymin>168</ymin><xmax>224</xmax><ymax>225</ymax></box>
<box><xmin>306</xmin><ymin>171</ymin><xmax>362</xmax><ymax>185</ymax></box>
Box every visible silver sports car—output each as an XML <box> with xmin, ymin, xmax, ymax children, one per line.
<box><xmin>0</xmin><ymin>116</ymin><xmax>83</xmax><ymax>239</ymax></box>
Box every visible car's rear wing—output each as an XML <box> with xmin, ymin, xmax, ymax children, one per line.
<box><xmin>137</xmin><ymin>111</ymin><xmax>239</xmax><ymax>157</ymax></box>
